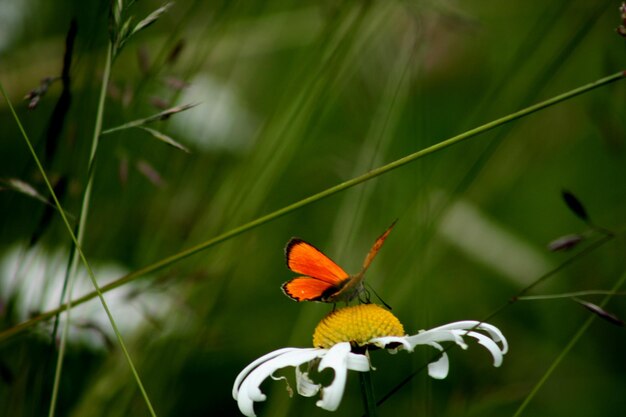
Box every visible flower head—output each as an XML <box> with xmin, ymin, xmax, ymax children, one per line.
<box><xmin>233</xmin><ymin>304</ymin><xmax>508</xmax><ymax>416</ymax></box>
<box><xmin>313</xmin><ymin>303</ymin><xmax>404</xmax><ymax>348</ymax></box>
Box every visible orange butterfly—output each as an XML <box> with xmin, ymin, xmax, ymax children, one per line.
<box><xmin>281</xmin><ymin>221</ymin><xmax>396</xmax><ymax>304</ymax></box>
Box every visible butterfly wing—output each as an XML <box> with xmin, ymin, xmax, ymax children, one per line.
<box><xmin>281</xmin><ymin>277</ymin><xmax>337</xmax><ymax>302</ymax></box>
<box><xmin>283</xmin><ymin>238</ymin><xmax>349</xmax><ymax>302</ymax></box>
<box><xmin>285</xmin><ymin>238</ymin><xmax>348</xmax><ymax>284</ymax></box>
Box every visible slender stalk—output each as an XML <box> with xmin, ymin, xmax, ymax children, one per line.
<box><xmin>374</xmin><ymin>233</ymin><xmax>617</xmax><ymax>409</ymax></box>
<box><xmin>47</xmin><ymin>42</ymin><xmax>113</xmax><ymax>417</ymax></box>
<box><xmin>517</xmin><ymin>290</ymin><xmax>626</xmax><ymax>301</ymax></box>
<box><xmin>359</xmin><ymin>370</ymin><xmax>378</xmax><ymax>417</ymax></box>
<box><xmin>0</xmin><ymin>71</ymin><xmax>624</xmax><ymax>342</ymax></box>
<box><xmin>511</xmin><ymin>269</ymin><xmax>626</xmax><ymax>417</ymax></box>
<box><xmin>0</xmin><ymin>73</ymin><xmax>158</xmax><ymax>417</ymax></box>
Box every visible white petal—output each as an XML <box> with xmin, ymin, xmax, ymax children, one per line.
<box><xmin>296</xmin><ymin>367</ymin><xmax>321</xmax><ymax>397</ymax></box>
<box><xmin>234</xmin><ymin>348</ymin><xmax>323</xmax><ymax>417</ymax></box>
<box><xmin>369</xmin><ymin>336</ymin><xmax>413</xmax><ymax>352</ymax></box>
<box><xmin>406</xmin><ymin>321</ymin><xmax>508</xmax><ymax>357</ymax></box>
<box><xmin>399</xmin><ymin>321</ymin><xmax>508</xmax><ymax>381</ymax></box>
<box><xmin>347</xmin><ymin>352</ymin><xmax>371</xmax><ymax>372</ymax></box>
<box><xmin>475</xmin><ymin>322</ymin><xmax>509</xmax><ymax>354</ymax></box>
<box><xmin>405</xmin><ymin>329</ymin><xmax>467</xmax><ymax>349</ymax></box>
<box><xmin>233</xmin><ymin>347</ymin><xmax>301</xmax><ymax>400</ymax></box>
<box><xmin>425</xmin><ymin>342</ymin><xmax>449</xmax><ymax>379</ymax></box>
<box><xmin>316</xmin><ymin>342</ymin><xmax>352</xmax><ymax>412</ymax></box>
<box><xmin>456</xmin><ymin>330</ymin><xmax>505</xmax><ymax>367</ymax></box>
<box><xmin>243</xmin><ymin>349</ymin><xmax>322</xmax><ymax>400</ymax></box>
<box><xmin>428</xmin><ymin>321</ymin><xmax>508</xmax><ymax>354</ymax></box>
<box><xmin>370</xmin><ymin>336</ymin><xmax>451</xmax><ymax>379</ymax></box>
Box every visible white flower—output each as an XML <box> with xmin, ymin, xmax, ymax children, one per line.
<box><xmin>232</xmin><ymin>304</ymin><xmax>508</xmax><ymax>417</ymax></box>
<box><xmin>233</xmin><ymin>343</ymin><xmax>369</xmax><ymax>416</ymax></box>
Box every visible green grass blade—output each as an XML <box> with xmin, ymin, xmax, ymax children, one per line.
<box><xmin>511</xmin><ymin>269</ymin><xmax>626</xmax><ymax>417</ymax></box>
<box><xmin>0</xmin><ymin>70</ymin><xmax>623</xmax><ymax>342</ymax></box>
<box><xmin>0</xmin><ymin>75</ymin><xmax>158</xmax><ymax>417</ymax></box>
<box><xmin>47</xmin><ymin>42</ymin><xmax>114</xmax><ymax>417</ymax></box>
<box><xmin>101</xmin><ymin>103</ymin><xmax>198</xmax><ymax>134</ymax></box>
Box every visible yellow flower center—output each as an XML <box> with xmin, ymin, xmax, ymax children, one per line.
<box><xmin>313</xmin><ymin>304</ymin><xmax>405</xmax><ymax>348</ymax></box>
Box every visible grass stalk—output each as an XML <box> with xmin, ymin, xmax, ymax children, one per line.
<box><xmin>47</xmin><ymin>42</ymin><xmax>113</xmax><ymax>417</ymax></box>
<box><xmin>511</xmin><ymin>269</ymin><xmax>626</xmax><ymax>417</ymax></box>
<box><xmin>0</xmin><ymin>70</ymin><xmax>624</xmax><ymax>342</ymax></box>
<box><xmin>517</xmin><ymin>290</ymin><xmax>626</xmax><ymax>300</ymax></box>
<box><xmin>0</xmin><ymin>51</ymin><xmax>158</xmax><ymax>416</ymax></box>
<box><xmin>374</xmin><ymin>233</ymin><xmax>617</xmax><ymax>409</ymax></box>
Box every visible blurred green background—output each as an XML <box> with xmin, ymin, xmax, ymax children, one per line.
<box><xmin>1</xmin><ymin>0</ymin><xmax>626</xmax><ymax>416</ymax></box>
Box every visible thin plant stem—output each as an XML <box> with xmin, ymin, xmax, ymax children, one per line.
<box><xmin>0</xmin><ymin>78</ymin><xmax>158</xmax><ymax>417</ymax></box>
<box><xmin>374</xmin><ymin>233</ymin><xmax>617</xmax><ymax>410</ymax></box>
<box><xmin>0</xmin><ymin>71</ymin><xmax>624</xmax><ymax>342</ymax></box>
<box><xmin>359</xmin><ymin>370</ymin><xmax>378</xmax><ymax>417</ymax></box>
<box><xmin>47</xmin><ymin>41</ymin><xmax>114</xmax><ymax>417</ymax></box>
<box><xmin>517</xmin><ymin>290</ymin><xmax>626</xmax><ymax>300</ymax></box>
<box><xmin>48</xmin><ymin>39</ymin><xmax>113</xmax><ymax>417</ymax></box>
<box><xmin>511</xmin><ymin>269</ymin><xmax>626</xmax><ymax>417</ymax></box>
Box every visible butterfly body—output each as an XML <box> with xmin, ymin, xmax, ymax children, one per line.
<box><xmin>281</xmin><ymin>221</ymin><xmax>396</xmax><ymax>304</ymax></box>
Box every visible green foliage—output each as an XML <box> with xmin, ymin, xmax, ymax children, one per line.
<box><xmin>1</xmin><ymin>1</ymin><xmax>626</xmax><ymax>417</ymax></box>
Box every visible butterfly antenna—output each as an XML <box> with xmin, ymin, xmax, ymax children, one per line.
<box><xmin>365</xmin><ymin>282</ymin><xmax>392</xmax><ymax>310</ymax></box>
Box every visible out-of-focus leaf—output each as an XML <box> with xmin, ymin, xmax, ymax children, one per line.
<box><xmin>166</xmin><ymin>39</ymin><xmax>185</xmax><ymax>64</ymax></box>
<box><xmin>112</xmin><ymin>0</ymin><xmax>123</xmax><ymax>27</ymax></box>
<box><xmin>75</xmin><ymin>321</ymin><xmax>115</xmax><ymax>351</ymax></box>
<box><xmin>101</xmin><ymin>103</ymin><xmax>198</xmax><ymax>134</ymax></box>
<box><xmin>574</xmin><ymin>298</ymin><xmax>624</xmax><ymax>327</ymax></box>
<box><xmin>119</xmin><ymin>154</ymin><xmax>129</xmax><ymax>186</ymax></box>
<box><xmin>116</xmin><ymin>18</ymin><xmax>134</xmax><ymax>52</ymax></box>
<box><xmin>24</xmin><ymin>77</ymin><xmax>58</xmax><ymax>110</ymax></box>
<box><xmin>547</xmin><ymin>234</ymin><xmax>584</xmax><ymax>252</ymax></box>
<box><xmin>0</xmin><ymin>361</ymin><xmax>14</xmax><ymax>384</ymax></box>
<box><xmin>163</xmin><ymin>76</ymin><xmax>189</xmax><ymax>90</ymax></box>
<box><xmin>138</xmin><ymin>126</ymin><xmax>190</xmax><ymax>153</ymax></box>
<box><xmin>29</xmin><ymin>176</ymin><xmax>69</xmax><ymax>247</ymax></box>
<box><xmin>156</xmin><ymin>103</ymin><xmax>198</xmax><ymax>120</ymax></box>
<box><xmin>0</xmin><ymin>178</ymin><xmax>74</xmax><ymax>219</ymax></box>
<box><xmin>136</xmin><ymin>160</ymin><xmax>165</xmax><ymax>187</ymax></box>
<box><xmin>149</xmin><ymin>96</ymin><xmax>169</xmax><ymax>109</ymax></box>
<box><xmin>0</xmin><ymin>178</ymin><xmax>48</xmax><ymax>204</ymax></box>
<box><xmin>131</xmin><ymin>3</ymin><xmax>173</xmax><ymax>37</ymax></box>
<box><xmin>45</xmin><ymin>19</ymin><xmax>77</xmax><ymax>165</ymax></box>
<box><xmin>618</xmin><ymin>2</ymin><xmax>626</xmax><ymax>37</ymax></box>
<box><xmin>562</xmin><ymin>190</ymin><xmax>589</xmax><ymax>222</ymax></box>
<box><xmin>137</xmin><ymin>45</ymin><xmax>151</xmax><ymax>74</ymax></box>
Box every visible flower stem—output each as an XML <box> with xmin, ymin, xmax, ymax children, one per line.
<box><xmin>359</xmin><ymin>371</ymin><xmax>378</xmax><ymax>417</ymax></box>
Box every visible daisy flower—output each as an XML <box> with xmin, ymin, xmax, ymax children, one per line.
<box><xmin>233</xmin><ymin>304</ymin><xmax>508</xmax><ymax>416</ymax></box>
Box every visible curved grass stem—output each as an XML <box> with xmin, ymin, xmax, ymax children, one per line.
<box><xmin>511</xmin><ymin>269</ymin><xmax>626</xmax><ymax>417</ymax></box>
<box><xmin>372</xmin><ymin>233</ymin><xmax>617</xmax><ymax>410</ymax></box>
<box><xmin>517</xmin><ymin>290</ymin><xmax>626</xmax><ymax>300</ymax></box>
<box><xmin>1</xmin><ymin>71</ymin><xmax>624</xmax><ymax>344</ymax></box>
<box><xmin>47</xmin><ymin>42</ymin><xmax>114</xmax><ymax>417</ymax></box>
<box><xmin>0</xmin><ymin>46</ymin><xmax>158</xmax><ymax>417</ymax></box>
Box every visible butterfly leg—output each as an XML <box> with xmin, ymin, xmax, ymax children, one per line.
<box><xmin>358</xmin><ymin>289</ymin><xmax>372</xmax><ymax>304</ymax></box>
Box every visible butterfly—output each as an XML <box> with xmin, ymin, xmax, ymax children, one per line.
<box><xmin>281</xmin><ymin>221</ymin><xmax>396</xmax><ymax>304</ymax></box>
